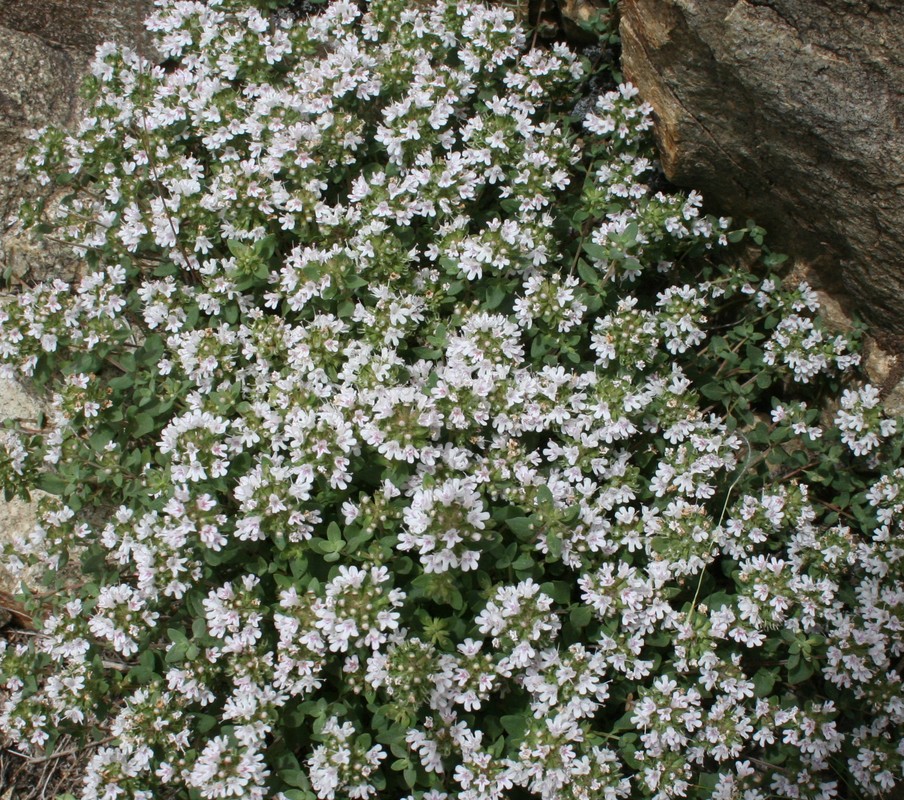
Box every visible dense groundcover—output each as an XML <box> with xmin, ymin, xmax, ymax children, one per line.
<box><xmin>0</xmin><ymin>0</ymin><xmax>902</xmax><ymax>798</ymax></box>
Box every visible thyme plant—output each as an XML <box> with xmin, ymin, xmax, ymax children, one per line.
<box><xmin>0</xmin><ymin>1</ymin><xmax>901</xmax><ymax>798</ymax></box>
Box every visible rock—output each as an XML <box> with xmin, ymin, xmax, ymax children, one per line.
<box><xmin>0</xmin><ymin>28</ymin><xmax>78</xmax><ymax>281</ymax></box>
<box><xmin>0</xmin><ymin>0</ymin><xmax>155</xmax><ymax>54</ymax></box>
<box><xmin>0</xmin><ymin>0</ymin><xmax>156</xmax><ymax>282</ymax></box>
<box><xmin>0</xmin><ymin>377</ymin><xmax>40</xmax><ymax>425</ymax></box>
<box><xmin>504</xmin><ymin>0</ymin><xmax>615</xmax><ymax>43</ymax></box>
<box><xmin>0</xmin><ymin>377</ymin><xmax>42</xmax><ymax>596</ymax></box>
<box><xmin>0</xmin><ymin>496</ymin><xmax>40</xmax><ymax>596</ymax></box>
<box><xmin>619</xmin><ymin>0</ymin><xmax>904</xmax><ymax>342</ymax></box>
<box><xmin>558</xmin><ymin>0</ymin><xmax>614</xmax><ymax>42</ymax></box>
<box><xmin>0</xmin><ymin>1</ymin><xmax>154</xmax><ymax>591</ymax></box>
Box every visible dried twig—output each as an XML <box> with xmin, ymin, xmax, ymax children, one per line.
<box><xmin>9</xmin><ymin>736</ymin><xmax>114</xmax><ymax>766</ymax></box>
<box><xmin>0</xmin><ymin>591</ymin><xmax>34</xmax><ymax>630</ymax></box>
<box><xmin>1</xmin><ymin>733</ymin><xmax>86</xmax><ymax>800</ymax></box>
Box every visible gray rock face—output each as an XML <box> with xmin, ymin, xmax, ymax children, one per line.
<box><xmin>0</xmin><ymin>378</ymin><xmax>41</xmax><ymax>598</ymax></box>
<box><xmin>0</xmin><ymin>0</ymin><xmax>155</xmax><ymax>53</ymax></box>
<box><xmin>0</xmin><ymin>0</ymin><xmax>155</xmax><ymax>281</ymax></box>
<box><xmin>619</xmin><ymin>0</ymin><xmax>904</xmax><ymax>341</ymax></box>
<box><xmin>0</xmin><ymin>28</ymin><xmax>77</xmax><ymax>278</ymax></box>
<box><xmin>0</xmin><ymin>1</ymin><xmax>154</xmax><ymax>593</ymax></box>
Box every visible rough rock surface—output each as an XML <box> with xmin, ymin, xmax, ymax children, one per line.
<box><xmin>0</xmin><ymin>0</ymin><xmax>155</xmax><ymax>53</ymax></box>
<box><xmin>0</xmin><ymin>0</ymin><xmax>155</xmax><ymax>281</ymax></box>
<box><xmin>0</xmin><ymin>1</ymin><xmax>154</xmax><ymax>592</ymax></box>
<box><xmin>619</xmin><ymin>0</ymin><xmax>904</xmax><ymax>341</ymax></box>
<box><xmin>0</xmin><ymin>378</ymin><xmax>40</xmax><ymax>598</ymax></box>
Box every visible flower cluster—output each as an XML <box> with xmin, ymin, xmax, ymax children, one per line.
<box><xmin>0</xmin><ymin>1</ymin><xmax>901</xmax><ymax>799</ymax></box>
<box><xmin>307</xmin><ymin>717</ymin><xmax>387</xmax><ymax>800</ymax></box>
<box><xmin>835</xmin><ymin>383</ymin><xmax>898</xmax><ymax>457</ymax></box>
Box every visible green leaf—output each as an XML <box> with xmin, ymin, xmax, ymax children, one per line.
<box><xmin>136</xmin><ymin>334</ymin><xmax>164</xmax><ymax>366</ymax></box>
<box><xmin>787</xmin><ymin>658</ymin><xmax>814</xmax><ymax>685</ymax></box>
<box><xmin>165</xmin><ymin>641</ymin><xmax>189</xmax><ymax>664</ymax></box>
<box><xmin>184</xmin><ymin>304</ymin><xmax>201</xmax><ymax>330</ymax></box>
<box><xmin>699</xmin><ymin>382</ymin><xmax>725</xmax><ymax>401</ymax></box>
<box><xmin>188</xmin><ymin>715</ymin><xmax>214</xmax><ymax>736</ymax></box>
<box><xmin>544</xmin><ymin>581</ymin><xmax>572</xmax><ymax>604</ymax></box>
<box><xmin>751</xmin><ymin>668</ymin><xmax>776</xmax><ymax>698</ymax></box>
<box><xmin>411</xmin><ymin>347</ymin><xmax>442</xmax><ymax>360</ymax></box>
<box><xmin>89</xmin><ymin>428</ymin><xmax>115</xmax><ymax>449</ymax></box>
<box><xmin>254</xmin><ymin>234</ymin><xmax>278</xmax><ymax>260</ymax></box>
<box><xmin>280</xmin><ymin>770</ymin><xmax>311</xmax><ymax>790</ymax></box>
<box><xmin>37</xmin><ymin>473</ymin><xmax>67</xmax><ymax>495</ymax></box>
<box><xmin>282</xmin><ymin>791</ymin><xmax>315</xmax><ymax>800</ymax></box>
<box><xmin>129</xmin><ymin>413</ymin><xmax>157</xmax><ymax>439</ymax></box>
<box><xmin>569</xmin><ymin>604</ymin><xmax>594</xmax><ymax>628</ymax></box>
<box><xmin>107</xmin><ymin>374</ymin><xmax>134</xmax><ymax>392</ymax></box>
<box><xmin>618</xmin><ymin>735</ymin><xmax>642</xmax><ymax>769</ymax></box>
<box><xmin>310</xmin><ymin>538</ymin><xmax>341</xmax><ymax>556</ymax></box>
<box><xmin>511</xmin><ymin>552</ymin><xmax>535</xmax><ymax>571</ymax></box>
<box><xmin>152</xmin><ymin>262</ymin><xmax>180</xmax><ymax>277</ymax></box>
<box><xmin>536</xmin><ymin>484</ymin><xmax>554</xmax><ymax>505</ymax></box>
<box><xmin>506</xmin><ymin>517</ymin><xmax>536</xmax><ymax>541</ymax></box>
<box><xmin>577</xmin><ymin>259</ymin><xmax>599</xmax><ymax>286</ymax></box>
<box><xmin>167</xmin><ymin>628</ymin><xmax>188</xmax><ymax>645</ymax></box>
<box><xmin>582</xmin><ymin>241</ymin><xmax>609</xmax><ymax>261</ymax></box>
<box><xmin>403</xmin><ymin>767</ymin><xmax>417</xmax><ymax>788</ymax></box>
<box><xmin>484</xmin><ymin>284</ymin><xmax>506</xmax><ymax>310</ymax></box>
<box><xmin>227</xmin><ymin>239</ymin><xmax>252</xmax><ymax>259</ymax></box>
<box><xmin>501</xmin><ymin>714</ymin><xmax>527</xmax><ymax>739</ymax></box>
<box><xmin>204</xmin><ymin>546</ymin><xmax>240</xmax><ymax>566</ymax></box>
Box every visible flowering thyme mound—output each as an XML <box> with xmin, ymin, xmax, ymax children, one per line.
<box><xmin>1</xmin><ymin>1</ymin><xmax>903</xmax><ymax>798</ymax></box>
